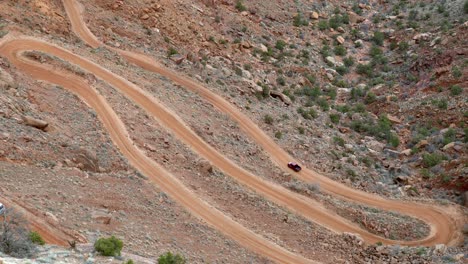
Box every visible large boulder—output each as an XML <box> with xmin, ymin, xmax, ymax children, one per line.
<box><xmin>22</xmin><ymin>115</ymin><xmax>48</xmax><ymax>131</ymax></box>
<box><xmin>269</xmin><ymin>90</ymin><xmax>292</xmax><ymax>105</ymax></box>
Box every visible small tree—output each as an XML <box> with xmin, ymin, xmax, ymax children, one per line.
<box><xmin>0</xmin><ymin>209</ymin><xmax>36</xmax><ymax>258</ymax></box>
<box><xmin>94</xmin><ymin>236</ymin><xmax>123</xmax><ymax>256</ymax></box>
<box><xmin>158</xmin><ymin>252</ymin><xmax>186</xmax><ymax>264</ymax></box>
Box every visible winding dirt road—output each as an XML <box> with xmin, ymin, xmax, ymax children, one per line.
<box><xmin>61</xmin><ymin>0</ymin><xmax>464</xmax><ymax>247</ymax></box>
<box><xmin>0</xmin><ymin>1</ymin><xmax>462</xmax><ymax>262</ymax></box>
<box><xmin>0</xmin><ymin>35</ymin><xmax>314</xmax><ymax>264</ymax></box>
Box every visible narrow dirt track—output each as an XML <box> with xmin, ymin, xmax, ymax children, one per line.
<box><xmin>0</xmin><ymin>35</ymin><xmax>315</xmax><ymax>264</ymax></box>
<box><xmin>62</xmin><ymin>0</ymin><xmax>464</xmax><ymax>247</ymax></box>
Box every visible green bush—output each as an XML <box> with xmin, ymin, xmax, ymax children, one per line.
<box><xmin>452</xmin><ymin>67</ymin><xmax>462</xmax><ymax>78</ymax></box>
<box><xmin>356</xmin><ymin>63</ymin><xmax>373</xmax><ymax>77</ymax></box>
<box><xmin>28</xmin><ymin>231</ymin><xmax>45</xmax><ymax>246</ymax></box>
<box><xmin>333</xmin><ymin>136</ymin><xmax>345</xmax><ymax>147</ymax></box>
<box><xmin>124</xmin><ymin>260</ymin><xmax>134</xmax><ymax>264</ymax></box>
<box><xmin>372</xmin><ymin>31</ymin><xmax>385</xmax><ymax>46</ymax></box>
<box><xmin>235</xmin><ymin>1</ymin><xmax>246</xmax><ymax>11</ymax></box>
<box><xmin>465</xmin><ymin>0</ymin><xmax>468</xmax><ymax>14</ymax></box>
<box><xmin>275</xmin><ymin>131</ymin><xmax>283</xmax><ymax>139</ymax></box>
<box><xmin>422</xmin><ymin>153</ymin><xmax>444</xmax><ymax>168</ymax></box>
<box><xmin>329</xmin><ymin>113</ymin><xmax>341</xmax><ymax>124</ymax></box>
<box><xmin>94</xmin><ymin>236</ymin><xmax>123</xmax><ymax>256</ymax></box>
<box><xmin>442</xmin><ymin>128</ymin><xmax>456</xmax><ymax>145</ymax></box>
<box><xmin>334</xmin><ymin>45</ymin><xmax>347</xmax><ymax>56</ymax></box>
<box><xmin>167</xmin><ymin>48</ymin><xmax>178</xmax><ymax>57</ymax></box>
<box><xmin>275</xmin><ymin>40</ymin><xmax>287</xmax><ymax>51</ymax></box>
<box><xmin>158</xmin><ymin>252</ymin><xmax>186</xmax><ymax>264</ymax></box>
<box><xmin>343</xmin><ymin>56</ymin><xmax>354</xmax><ymax>67</ymax></box>
<box><xmin>293</xmin><ymin>13</ymin><xmax>308</xmax><ymax>27</ymax></box>
<box><xmin>336</xmin><ymin>65</ymin><xmax>348</xmax><ymax>75</ymax></box>
<box><xmin>318</xmin><ymin>20</ymin><xmax>328</xmax><ymax>31</ymax></box>
<box><xmin>317</xmin><ymin>98</ymin><xmax>329</xmax><ymax>111</ymax></box>
<box><xmin>264</xmin><ymin>114</ymin><xmax>274</xmax><ymax>125</ymax></box>
<box><xmin>450</xmin><ymin>85</ymin><xmax>462</xmax><ymax>96</ymax></box>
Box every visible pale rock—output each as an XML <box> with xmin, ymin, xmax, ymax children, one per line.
<box><xmin>311</xmin><ymin>11</ymin><xmax>319</xmax><ymax>19</ymax></box>
<box><xmin>401</xmin><ymin>149</ymin><xmax>412</xmax><ymax>156</ymax></box>
<box><xmin>269</xmin><ymin>90</ymin><xmax>292</xmax><ymax>105</ymax></box>
<box><xmin>434</xmin><ymin>244</ymin><xmax>446</xmax><ymax>254</ymax></box>
<box><xmin>442</xmin><ymin>142</ymin><xmax>455</xmax><ymax>150</ymax></box>
<box><xmin>386</xmin><ymin>114</ymin><xmax>402</xmax><ymax>124</ymax></box>
<box><xmin>259</xmin><ymin>44</ymin><xmax>268</xmax><ymax>53</ymax></box>
<box><xmin>336</xmin><ymin>36</ymin><xmax>345</xmax><ymax>44</ymax></box>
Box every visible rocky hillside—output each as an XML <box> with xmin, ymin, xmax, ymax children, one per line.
<box><xmin>0</xmin><ymin>0</ymin><xmax>466</xmax><ymax>263</ymax></box>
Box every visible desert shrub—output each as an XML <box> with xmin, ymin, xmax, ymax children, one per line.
<box><xmin>317</xmin><ymin>98</ymin><xmax>329</xmax><ymax>111</ymax></box>
<box><xmin>297</xmin><ymin>107</ymin><xmax>317</xmax><ymax>119</ymax></box>
<box><xmin>336</xmin><ymin>66</ymin><xmax>348</xmax><ymax>75</ymax></box>
<box><xmin>452</xmin><ymin>67</ymin><xmax>462</xmax><ymax>78</ymax></box>
<box><xmin>435</xmin><ymin>99</ymin><xmax>448</xmax><ymax>110</ymax></box>
<box><xmin>235</xmin><ymin>1</ymin><xmax>246</xmax><ymax>11</ymax></box>
<box><xmin>318</xmin><ymin>20</ymin><xmax>328</xmax><ymax>30</ymax></box>
<box><xmin>372</xmin><ymin>31</ymin><xmax>385</xmax><ymax>46</ymax></box>
<box><xmin>369</xmin><ymin>45</ymin><xmax>383</xmax><ymax>58</ymax></box>
<box><xmin>124</xmin><ymin>260</ymin><xmax>134</xmax><ymax>264</ymax></box>
<box><xmin>343</xmin><ymin>56</ymin><xmax>354</xmax><ymax>67</ymax></box>
<box><xmin>264</xmin><ymin>114</ymin><xmax>274</xmax><ymax>125</ymax></box>
<box><xmin>28</xmin><ymin>231</ymin><xmax>45</xmax><ymax>245</ymax></box>
<box><xmin>321</xmin><ymin>44</ymin><xmax>331</xmax><ymax>58</ymax></box>
<box><xmin>167</xmin><ymin>48</ymin><xmax>178</xmax><ymax>57</ymax></box>
<box><xmin>293</xmin><ymin>13</ymin><xmax>308</xmax><ymax>27</ymax></box>
<box><xmin>329</xmin><ymin>113</ymin><xmax>341</xmax><ymax>124</ymax></box>
<box><xmin>0</xmin><ymin>209</ymin><xmax>36</xmax><ymax>258</ymax></box>
<box><xmin>450</xmin><ymin>85</ymin><xmax>462</xmax><ymax>96</ymax></box>
<box><xmin>356</xmin><ymin>63</ymin><xmax>373</xmax><ymax>77</ymax></box>
<box><xmin>465</xmin><ymin>0</ymin><xmax>468</xmax><ymax>14</ymax></box>
<box><xmin>334</xmin><ymin>45</ymin><xmax>347</xmax><ymax>56</ymax></box>
<box><xmin>422</xmin><ymin>153</ymin><xmax>444</xmax><ymax>168</ymax></box>
<box><xmin>333</xmin><ymin>136</ymin><xmax>345</xmax><ymax>146</ymax></box>
<box><xmin>442</xmin><ymin>128</ymin><xmax>456</xmax><ymax>145</ymax></box>
<box><xmin>158</xmin><ymin>252</ymin><xmax>186</xmax><ymax>264</ymax></box>
<box><xmin>365</xmin><ymin>92</ymin><xmax>377</xmax><ymax>104</ymax></box>
<box><xmin>94</xmin><ymin>236</ymin><xmax>123</xmax><ymax>257</ymax></box>
<box><xmin>275</xmin><ymin>131</ymin><xmax>283</xmax><ymax>139</ymax></box>
<box><xmin>275</xmin><ymin>40</ymin><xmax>286</xmax><ymax>51</ymax></box>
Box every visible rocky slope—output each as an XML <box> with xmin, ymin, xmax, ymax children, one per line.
<box><xmin>0</xmin><ymin>0</ymin><xmax>466</xmax><ymax>263</ymax></box>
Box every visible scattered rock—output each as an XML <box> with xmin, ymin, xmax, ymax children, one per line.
<box><xmin>401</xmin><ymin>149</ymin><xmax>412</xmax><ymax>156</ymax></box>
<box><xmin>416</xmin><ymin>140</ymin><xmax>429</xmax><ymax>148</ymax></box>
<box><xmin>311</xmin><ymin>11</ymin><xmax>319</xmax><ymax>20</ymax></box>
<box><xmin>91</xmin><ymin>211</ymin><xmax>112</xmax><ymax>225</ymax></box>
<box><xmin>170</xmin><ymin>54</ymin><xmax>185</xmax><ymax>65</ymax></box>
<box><xmin>44</xmin><ymin>212</ymin><xmax>59</xmax><ymax>225</ymax></box>
<box><xmin>198</xmin><ymin>159</ymin><xmax>213</xmax><ymax>174</ymax></box>
<box><xmin>22</xmin><ymin>115</ymin><xmax>48</xmax><ymax>131</ymax></box>
<box><xmin>269</xmin><ymin>90</ymin><xmax>292</xmax><ymax>105</ymax></box>
<box><xmin>342</xmin><ymin>232</ymin><xmax>364</xmax><ymax>246</ymax></box>
<box><xmin>386</xmin><ymin>114</ymin><xmax>402</xmax><ymax>124</ymax></box>
<box><xmin>442</xmin><ymin>142</ymin><xmax>455</xmax><ymax>151</ymax></box>
<box><xmin>259</xmin><ymin>44</ymin><xmax>268</xmax><ymax>53</ymax></box>
<box><xmin>336</xmin><ymin>36</ymin><xmax>345</xmax><ymax>44</ymax></box>
<box><xmin>326</xmin><ymin>56</ymin><xmax>337</xmax><ymax>66</ymax></box>
<box><xmin>433</xmin><ymin>244</ymin><xmax>446</xmax><ymax>254</ymax></box>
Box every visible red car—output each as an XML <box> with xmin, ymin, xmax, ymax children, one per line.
<box><xmin>287</xmin><ymin>162</ymin><xmax>302</xmax><ymax>172</ymax></box>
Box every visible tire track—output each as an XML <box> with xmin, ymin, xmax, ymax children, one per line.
<box><xmin>62</xmin><ymin>0</ymin><xmax>463</xmax><ymax>247</ymax></box>
<box><xmin>0</xmin><ymin>34</ymin><xmax>314</xmax><ymax>264</ymax></box>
